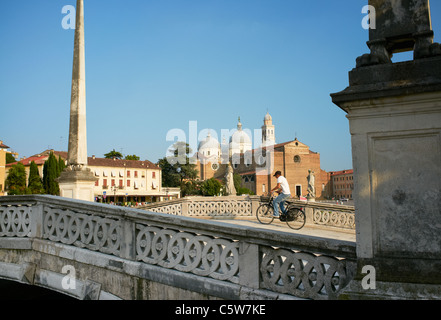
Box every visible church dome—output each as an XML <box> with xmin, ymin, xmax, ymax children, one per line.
<box><xmin>198</xmin><ymin>132</ymin><xmax>221</xmax><ymax>157</ymax></box>
<box><xmin>230</xmin><ymin>117</ymin><xmax>252</xmax><ymax>155</ymax></box>
<box><xmin>229</xmin><ymin>130</ymin><xmax>252</xmax><ymax>145</ymax></box>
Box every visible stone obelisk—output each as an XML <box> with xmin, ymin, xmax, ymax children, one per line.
<box><xmin>58</xmin><ymin>0</ymin><xmax>97</xmax><ymax>202</ymax></box>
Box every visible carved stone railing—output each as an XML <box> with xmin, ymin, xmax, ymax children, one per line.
<box><xmin>0</xmin><ymin>195</ymin><xmax>356</xmax><ymax>300</ymax></box>
<box><xmin>286</xmin><ymin>200</ymin><xmax>356</xmax><ymax>230</ymax></box>
<box><xmin>141</xmin><ymin>196</ymin><xmax>356</xmax><ymax>231</ymax></box>
<box><xmin>140</xmin><ymin>196</ymin><xmax>257</xmax><ymax>218</ymax></box>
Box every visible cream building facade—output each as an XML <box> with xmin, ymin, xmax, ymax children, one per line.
<box><xmin>5</xmin><ymin>150</ymin><xmax>177</xmax><ymax>204</ymax></box>
<box><xmin>88</xmin><ymin>155</ymin><xmax>173</xmax><ymax>204</ymax></box>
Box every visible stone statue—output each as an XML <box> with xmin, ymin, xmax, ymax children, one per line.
<box><xmin>224</xmin><ymin>163</ymin><xmax>237</xmax><ymax>196</ymax></box>
<box><xmin>307</xmin><ymin>170</ymin><xmax>315</xmax><ymax>200</ymax></box>
<box><xmin>357</xmin><ymin>0</ymin><xmax>440</xmax><ymax>67</ymax></box>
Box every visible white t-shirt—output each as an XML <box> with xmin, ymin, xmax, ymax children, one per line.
<box><xmin>277</xmin><ymin>176</ymin><xmax>291</xmax><ymax>195</ymax></box>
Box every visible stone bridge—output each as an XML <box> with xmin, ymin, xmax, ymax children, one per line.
<box><xmin>140</xmin><ymin>195</ymin><xmax>356</xmax><ymax>231</ymax></box>
<box><xmin>0</xmin><ymin>195</ymin><xmax>356</xmax><ymax>300</ymax></box>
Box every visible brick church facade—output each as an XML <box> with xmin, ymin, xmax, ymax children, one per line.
<box><xmin>196</xmin><ymin>114</ymin><xmax>332</xmax><ymax>199</ymax></box>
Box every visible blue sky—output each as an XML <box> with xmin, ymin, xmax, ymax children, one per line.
<box><xmin>1</xmin><ymin>0</ymin><xmax>440</xmax><ymax>171</ymax></box>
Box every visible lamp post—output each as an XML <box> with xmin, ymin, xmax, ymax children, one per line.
<box><xmin>112</xmin><ymin>184</ymin><xmax>118</xmax><ymax>205</ymax></box>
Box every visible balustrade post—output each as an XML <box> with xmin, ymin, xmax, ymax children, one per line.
<box><xmin>119</xmin><ymin>219</ymin><xmax>136</xmax><ymax>261</ymax></box>
<box><xmin>238</xmin><ymin>241</ymin><xmax>260</xmax><ymax>289</ymax></box>
<box><xmin>249</xmin><ymin>196</ymin><xmax>260</xmax><ymax>217</ymax></box>
<box><xmin>30</xmin><ymin>203</ymin><xmax>44</xmax><ymax>239</ymax></box>
<box><xmin>304</xmin><ymin>206</ymin><xmax>314</xmax><ymax>226</ymax></box>
<box><xmin>181</xmin><ymin>200</ymin><xmax>188</xmax><ymax>216</ymax></box>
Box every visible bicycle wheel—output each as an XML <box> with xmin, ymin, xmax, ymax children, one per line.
<box><xmin>285</xmin><ymin>207</ymin><xmax>306</xmax><ymax>230</ymax></box>
<box><xmin>256</xmin><ymin>204</ymin><xmax>275</xmax><ymax>225</ymax></box>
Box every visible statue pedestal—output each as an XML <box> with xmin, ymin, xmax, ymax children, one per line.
<box><xmin>332</xmin><ymin>56</ymin><xmax>441</xmax><ymax>299</ymax></box>
<box><xmin>57</xmin><ymin>167</ymin><xmax>97</xmax><ymax>202</ymax></box>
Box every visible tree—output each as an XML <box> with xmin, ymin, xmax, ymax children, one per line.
<box><xmin>43</xmin><ymin>152</ymin><xmax>60</xmax><ymax>195</ymax></box>
<box><xmin>233</xmin><ymin>173</ymin><xmax>254</xmax><ymax>195</ymax></box>
<box><xmin>104</xmin><ymin>149</ymin><xmax>123</xmax><ymax>159</ymax></box>
<box><xmin>158</xmin><ymin>142</ymin><xmax>199</xmax><ymax>188</ymax></box>
<box><xmin>58</xmin><ymin>156</ymin><xmax>66</xmax><ymax>175</ymax></box>
<box><xmin>28</xmin><ymin>161</ymin><xmax>44</xmax><ymax>194</ymax></box>
<box><xmin>125</xmin><ymin>154</ymin><xmax>140</xmax><ymax>160</ymax></box>
<box><xmin>201</xmin><ymin>178</ymin><xmax>222</xmax><ymax>196</ymax></box>
<box><xmin>157</xmin><ymin>157</ymin><xmax>181</xmax><ymax>187</ymax></box>
<box><xmin>5</xmin><ymin>163</ymin><xmax>28</xmax><ymax>195</ymax></box>
<box><xmin>169</xmin><ymin>142</ymin><xmax>198</xmax><ymax>183</ymax></box>
<box><xmin>181</xmin><ymin>180</ymin><xmax>202</xmax><ymax>197</ymax></box>
<box><xmin>6</xmin><ymin>153</ymin><xmax>16</xmax><ymax>164</ymax></box>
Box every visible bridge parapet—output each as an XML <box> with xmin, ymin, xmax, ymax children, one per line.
<box><xmin>141</xmin><ymin>196</ymin><xmax>356</xmax><ymax>231</ymax></box>
<box><xmin>0</xmin><ymin>195</ymin><xmax>356</xmax><ymax>300</ymax></box>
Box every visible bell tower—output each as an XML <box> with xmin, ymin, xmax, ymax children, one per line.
<box><xmin>261</xmin><ymin>112</ymin><xmax>276</xmax><ymax>147</ymax></box>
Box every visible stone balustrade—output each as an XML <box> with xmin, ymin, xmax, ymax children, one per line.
<box><xmin>0</xmin><ymin>195</ymin><xmax>356</xmax><ymax>300</ymax></box>
<box><xmin>141</xmin><ymin>196</ymin><xmax>356</xmax><ymax>231</ymax></box>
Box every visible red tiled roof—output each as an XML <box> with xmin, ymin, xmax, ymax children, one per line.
<box><xmin>6</xmin><ymin>155</ymin><xmax>49</xmax><ymax>167</ymax></box>
<box><xmin>7</xmin><ymin>150</ymin><xmax>160</xmax><ymax>170</ymax></box>
<box><xmin>87</xmin><ymin>157</ymin><xmax>160</xmax><ymax>170</ymax></box>
<box><xmin>0</xmin><ymin>142</ymin><xmax>10</xmax><ymax>149</ymax></box>
<box><xmin>7</xmin><ymin>150</ymin><xmax>66</xmax><ymax>167</ymax></box>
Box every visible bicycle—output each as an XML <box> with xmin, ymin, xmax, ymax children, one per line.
<box><xmin>256</xmin><ymin>194</ymin><xmax>306</xmax><ymax>230</ymax></box>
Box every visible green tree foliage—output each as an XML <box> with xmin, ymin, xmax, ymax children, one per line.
<box><xmin>104</xmin><ymin>149</ymin><xmax>123</xmax><ymax>159</ymax></box>
<box><xmin>43</xmin><ymin>152</ymin><xmax>60</xmax><ymax>195</ymax></box>
<box><xmin>181</xmin><ymin>180</ymin><xmax>202</xmax><ymax>197</ymax></box>
<box><xmin>5</xmin><ymin>153</ymin><xmax>16</xmax><ymax>164</ymax></box>
<box><xmin>233</xmin><ymin>173</ymin><xmax>254</xmax><ymax>195</ymax></box>
<box><xmin>157</xmin><ymin>157</ymin><xmax>181</xmax><ymax>187</ymax></box>
<box><xmin>58</xmin><ymin>156</ymin><xmax>66</xmax><ymax>174</ymax></box>
<box><xmin>28</xmin><ymin>161</ymin><xmax>44</xmax><ymax>194</ymax></box>
<box><xmin>158</xmin><ymin>142</ymin><xmax>199</xmax><ymax>188</ymax></box>
<box><xmin>124</xmin><ymin>155</ymin><xmax>140</xmax><ymax>160</ymax></box>
<box><xmin>201</xmin><ymin>178</ymin><xmax>222</xmax><ymax>196</ymax></box>
<box><xmin>5</xmin><ymin>163</ymin><xmax>28</xmax><ymax>195</ymax></box>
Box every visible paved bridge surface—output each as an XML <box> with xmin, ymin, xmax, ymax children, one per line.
<box><xmin>214</xmin><ymin>219</ymin><xmax>355</xmax><ymax>242</ymax></box>
<box><xmin>0</xmin><ymin>195</ymin><xmax>356</xmax><ymax>300</ymax></box>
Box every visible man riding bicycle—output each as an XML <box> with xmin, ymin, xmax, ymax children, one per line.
<box><xmin>270</xmin><ymin>171</ymin><xmax>291</xmax><ymax>219</ymax></box>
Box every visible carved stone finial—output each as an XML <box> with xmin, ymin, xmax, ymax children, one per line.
<box><xmin>357</xmin><ymin>0</ymin><xmax>440</xmax><ymax>67</ymax></box>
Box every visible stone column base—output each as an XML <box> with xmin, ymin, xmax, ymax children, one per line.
<box><xmin>57</xmin><ymin>167</ymin><xmax>97</xmax><ymax>202</ymax></box>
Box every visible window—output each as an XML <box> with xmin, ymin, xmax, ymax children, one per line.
<box><xmin>134</xmin><ymin>171</ymin><xmax>138</xmax><ymax>178</ymax></box>
<box><xmin>152</xmin><ymin>172</ymin><xmax>156</xmax><ymax>179</ymax></box>
<box><xmin>119</xmin><ymin>180</ymin><xmax>123</xmax><ymax>188</ymax></box>
<box><xmin>111</xmin><ymin>179</ymin><xmax>115</xmax><ymax>187</ymax></box>
<box><xmin>127</xmin><ymin>170</ymin><xmax>131</xmax><ymax>178</ymax></box>
<box><xmin>103</xmin><ymin>179</ymin><xmax>107</xmax><ymax>187</ymax></box>
<box><xmin>294</xmin><ymin>155</ymin><xmax>301</xmax><ymax>163</ymax></box>
<box><xmin>127</xmin><ymin>180</ymin><xmax>131</xmax><ymax>187</ymax></box>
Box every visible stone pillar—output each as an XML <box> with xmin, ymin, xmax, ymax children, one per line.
<box><xmin>331</xmin><ymin>0</ymin><xmax>441</xmax><ymax>299</ymax></box>
<box><xmin>58</xmin><ymin>0</ymin><xmax>97</xmax><ymax>202</ymax></box>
